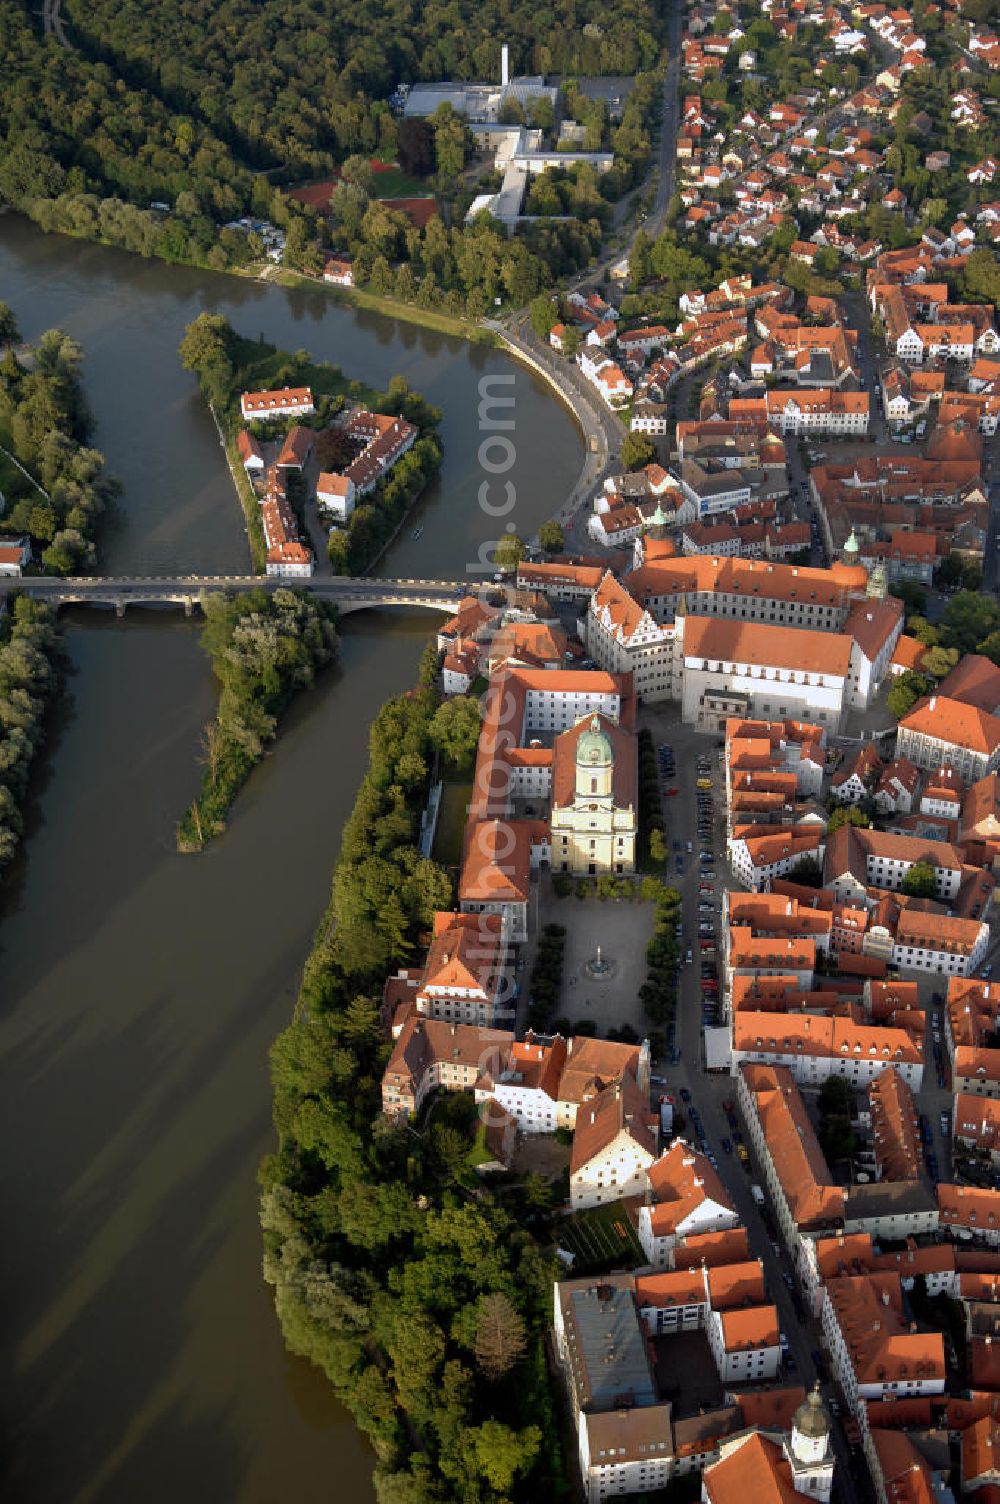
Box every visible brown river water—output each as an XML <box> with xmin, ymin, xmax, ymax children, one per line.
<box><xmin>0</xmin><ymin>216</ymin><xmax>582</xmax><ymax>1504</ymax></box>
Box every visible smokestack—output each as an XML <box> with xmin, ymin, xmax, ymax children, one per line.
<box><xmin>502</xmin><ymin>43</ymin><xmax>510</xmax><ymax>87</ymax></box>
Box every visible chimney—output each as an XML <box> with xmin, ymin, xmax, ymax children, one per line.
<box><xmin>930</xmin><ymin>695</ymin><xmax>937</xmax><ymax>711</ymax></box>
<box><xmin>501</xmin><ymin>43</ymin><xmax>510</xmax><ymax>87</ymax></box>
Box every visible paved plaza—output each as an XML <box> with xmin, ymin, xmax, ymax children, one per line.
<box><xmin>528</xmin><ymin>877</ymin><xmax>657</xmax><ymax>1039</ymax></box>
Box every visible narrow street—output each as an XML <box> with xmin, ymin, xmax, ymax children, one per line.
<box><xmin>635</xmin><ymin>704</ymin><xmax>872</xmax><ymax>1504</ymax></box>
<box><xmin>631</xmin><ymin>0</ymin><xmax>685</xmax><ymax>245</ymax></box>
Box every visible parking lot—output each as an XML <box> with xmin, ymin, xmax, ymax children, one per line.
<box><xmin>639</xmin><ymin>704</ymin><xmax>730</xmax><ymax>1085</ymax></box>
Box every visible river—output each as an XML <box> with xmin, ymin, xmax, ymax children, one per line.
<box><xmin>0</xmin><ymin>217</ymin><xmax>583</xmax><ymax>1504</ymax></box>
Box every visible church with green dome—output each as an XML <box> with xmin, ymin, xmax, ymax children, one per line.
<box><xmin>550</xmin><ymin>711</ymin><xmax>637</xmax><ymax>875</ymax></box>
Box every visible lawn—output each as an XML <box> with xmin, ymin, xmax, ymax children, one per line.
<box><xmin>371</xmin><ymin>165</ymin><xmax>434</xmax><ymax>199</ymax></box>
<box><xmin>432</xmin><ymin>780</ymin><xmax>472</xmax><ymax>869</ymax></box>
<box><xmin>228</xmin><ymin>333</ymin><xmax>382</xmax><ymax>416</ymax></box>
<box><xmin>289</xmin><ymin>161</ymin><xmax>433</xmax><ymax>206</ymax></box>
<box><xmin>223</xmin><ymin>434</ymin><xmax>267</xmax><ymax>573</ymax></box>
<box><xmin>557</xmin><ymin>1200</ymin><xmax>644</xmax><ymax>1272</ymax></box>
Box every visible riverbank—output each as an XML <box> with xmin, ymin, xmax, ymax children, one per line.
<box><xmin>268</xmin><ymin>266</ymin><xmax>497</xmax><ymax>344</ymax></box>
<box><xmin>208</xmin><ymin>405</ymin><xmax>267</xmax><ymax>573</ymax></box>
<box><xmin>0</xmin><ymin>595</ymin><xmax>64</xmax><ymax>872</ymax></box>
<box><xmin>260</xmin><ymin>660</ymin><xmax>567</xmax><ymax>1504</ymax></box>
<box><xmin>176</xmin><ymin>589</ymin><xmax>339</xmax><ymax>852</ymax></box>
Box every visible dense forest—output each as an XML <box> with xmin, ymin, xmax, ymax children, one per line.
<box><xmin>0</xmin><ymin>312</ymin><xmax>119</xmax><ymax>573</ymax></box>
<box><xmin>177</xmin><ymin>589</ymin><xmax>339</xmax><ymax>851</ymax></box>
<box><xmin>2</xmin><ymin>0</ymin><xmax>664</xmax><ymax>298</ymax></box>
<box><xmin>61</xmin><ymin>0</ymin><xmax>663</xmax><ymax>170</ymax></box>
<box><xmin>261</xmin><ymin>651</ymin><xmax>568</xmax><ymax>1504</ymax></box>
<box><xmin>0</xmin><ymin>0</ymin><xmax>664</xmax><ymax>268</ymax></box>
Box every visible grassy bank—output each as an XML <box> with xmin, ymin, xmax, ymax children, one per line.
<box><xmin>176</xmin><ymin>590</ymin><xmax>339</xmax><ymax>852</ymax></box>
<box><xmin>270</xmin><ymin>267</ymin><xmax>497</xmax><ymax>343</ymax></box>
<box><xmin>221</xmin><ymin>428</ymin><xmax>267</xmax><ymax>574</ymax></box>
<box><xmin>227</xmin><ymin>329</ymin><xmax>384</xmax><ymax>411</ymax></box>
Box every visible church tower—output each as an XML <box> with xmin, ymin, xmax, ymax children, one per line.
<box><xmin>866</xmin><ymin>556</ymin><xmax>888</xmax><ymax>601</ymax></box>
<box><xmin>575</xmin><ymin>716</ymin><xmax>614</xmax><ymax>801</ymax></box>
<box><xmin>842</xmin><ymin>528</ymin><xmax>860</xmax><ymax>567</ymax></box>
<box><xmin>783</xmin><ymin>1384</ymin><xmax>834</xmax><ymax>1503</ymax></box>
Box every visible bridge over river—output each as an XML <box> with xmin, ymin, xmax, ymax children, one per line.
<box><xmin>0</xmin><ymin>574</ymin><xmax>469</xmax><ymax>616</ymax></box>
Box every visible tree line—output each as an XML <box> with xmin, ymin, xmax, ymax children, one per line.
<box><xmin>261</xmin><ymin>652</ymin><xmax>567</xmax><ymax>1503</ymax></box>
<box><xmin>0</xmin><ymin>314</ymin><xmax>119</xmax><ymax>574</ymax></box>
<box><xmin>0</xmin><ymin>595</ymin><xmax>63</xmax><ymax>872</ymax></box>
<box><xmin>176</xmin><ymin>589</ymin><xmax>339</xmax><ymax>851</ymax></box>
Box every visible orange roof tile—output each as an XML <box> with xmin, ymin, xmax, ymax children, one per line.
<box><xmin>719</xmin><ymin>1305</ymin><xmax>779</xmax><ymax>1351</ymax></box>
<box><xmin>646</xmin><ymin>1139</ymin><xmax>736</xmax><ymax>1237</ymax></box>
<box><xmin>684</xmin><ymin>616</ymin><xmax>853</xmax><ymax>677</ymax></box>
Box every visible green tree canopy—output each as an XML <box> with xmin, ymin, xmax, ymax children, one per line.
<box><xmin>828</xmin><ymin>805</ymin><xmax>871</xmax><ymax>833</ymax></box>
<box><xmin>941</xmin><ymin>590</ymin><xmax>1000</xmax><ymax>655</ymax></box>
<box><xmin>621</xmin><ymin>432</ymin><xmax>656</xmax><ymax>471</ymax></box>
<box><xmin>0</xmin><ymin>302</ymin><xmax>20</xmax><ymax>347</ymax></box>
<box><xmin>538</xmin><ymin>519</ymin><xmax>565</xmax><ymax>553</ymax></box>
<box><xmin>494</xmin><ymin>532</ymin><xmax>527</xmax><ymax>573</ymax></box>
<box><xmin>529</xmin><ymin>294</ymin><xmax>558</xmax><ymax>340</ymax></box>
<box><xmin>887</xmin><ymin>670</ymin><xmax>929</xmax><ymax>722</ymax></box>
<box><xmin>466</xmin><ymin>1419</ymin><xmax>543</xmax><ymax>1493</ymax></box>
<box><xmin>902</xmin><ymin>860</ymin><xmax>937</xmax><ymax>898</ymax></box>
<box><xmin>428</xmin><ymin>695</ymin><xmax>482</xmax><ymax>772</ymax></box>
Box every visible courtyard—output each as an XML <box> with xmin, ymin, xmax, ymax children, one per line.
<box><xmin>522</xmin><ymin>874</ymin><xmax>658</xmax><ymax>1040</ymax></box>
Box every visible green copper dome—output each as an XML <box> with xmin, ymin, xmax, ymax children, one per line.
<box><xmin>793</xmin><ymin>1384</ymin><xmax>830</xmax><ymax>1442</ymax></box>
<box><xmin>577</xmin><ymin>715</ymin><xmax>613</xmax><ymax>766</ymax></box>
<box><xmin>844</xmin><ymin>528</ymin><xmax>860</xmax><ymax>558</ymax></box>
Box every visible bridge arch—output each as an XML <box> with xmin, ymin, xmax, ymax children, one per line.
<box><xmin>8</xmin><ymin>574</ymin><xmax>470</xmax><ymax>619</ymax></box>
